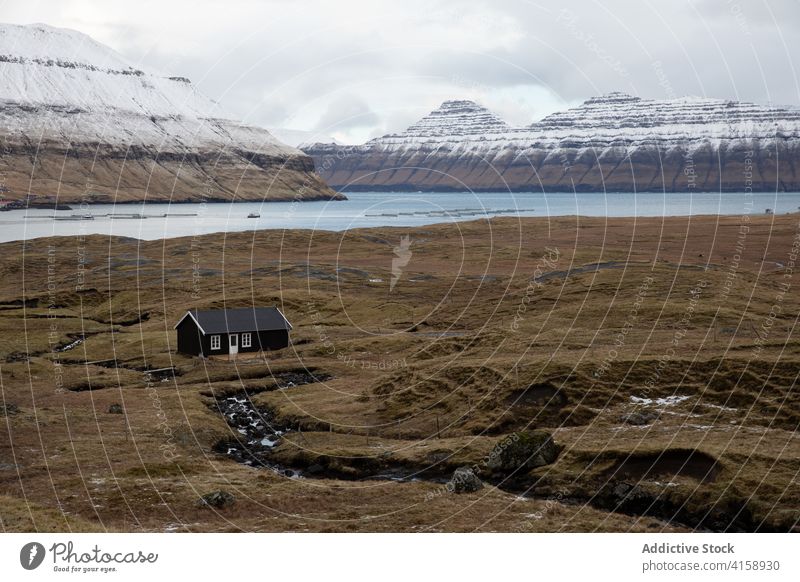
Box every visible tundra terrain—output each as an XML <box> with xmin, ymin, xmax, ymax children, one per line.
<box><xmin>0</xmin><ymin>214</ymin><xmax>798</xmax><ymax>532</ymax></box>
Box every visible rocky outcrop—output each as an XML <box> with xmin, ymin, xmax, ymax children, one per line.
<box><xmin>304</xmin><ymin>93</ymin><xmax>800</xmax><ymax>192</ymax></box>
<box><xmin>196</xmin><ymin>490</ymin><xmax>235</xmax><ymax>509</ymax></box>
<box><xmin>0</xmin><ymin>402</ymin><xmax>18</xmax><ymax>416</ymax></box>
<box><xmin>619</xmin><ymin>410</ymin><xmax>659</xmax><ymax>426</ymax></box>
<box><xmin>0</xmin><ymin>23</ymin><xmax>341</xmax><ymax>204</ymax></box>
<box><xmin>447</xmin><ymin>466</ymin><xmax>484</xmax><ymax>493</ymax></box>
<box><xmin>487</xmin><ymin>430</ymin><xmax>560</xmax><ymax>474</ymax></box>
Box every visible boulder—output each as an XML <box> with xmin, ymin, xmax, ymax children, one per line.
<box><xmin>601</xmin><ymin>481</ymin><xmax>657</xmax><ymax>514</ymax></box>
<box><xmin>108</xmin><ymin>403</ymin><xmax>124</xmax><ymax>414</ymax></box>
<box><xmin>196</xmin><ymin>490</ymin><xmax>235</xmax><ymax>509</ymax></box>
<box><xmin>305</xmin><ymin>463</ymin><xmax>325</xmax><ymax>476</ymax></box>
<box><xmin>619</xmin><ymin>411</ymin><xmax>659</xmax><ymax>426</ymax></box>
<box><xmin>487</xmin><ymin>430</ymin><xmax>560</xmax><ymax>474</ymax></box>
<box><xmin>448</xmin><ymin>466</ymin><xmax>483</xmax><ymax>493</ymax></box>
<box><xmin>0</xmin><ymin>403</ymin><xmax>19</xmax><ymax>416</ymax></box>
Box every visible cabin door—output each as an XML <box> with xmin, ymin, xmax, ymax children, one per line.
<box><xmin>229</xmin><ymin>333</ymin><xmax>238</xmax><ymax>356</ymax></box>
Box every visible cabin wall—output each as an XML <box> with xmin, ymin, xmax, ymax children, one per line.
<box><xmin>199</xmin><ymin>330</ymin><xmax>289</xmax><ymax>356</ymax></box>
<box><xmin>176</xmin><ymin>318</ymin><xmax>203</xmax><ymax>355</ymax></box>
<box><xmin>177</xmin><ymin>319</ymin><xmax>290</xmax><ymax>357</ymax></box>
<box><xmin>255</xmin><ymin>329</ymin><xmax>289</xmax><ymax>351</ymax></box>
<box><xmin>201</xmin><ymin>332</ymin><xmax>227</xmax><ymax>355</ymax></box>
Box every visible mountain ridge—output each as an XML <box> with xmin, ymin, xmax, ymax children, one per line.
<box><xmin>303</xmin><ymin>92</ymin><xmax>800</xmax><ymax>192</ymax></box>
<box><xmin>0</xmin><ymin>23</ymin><xmax>341</xmax><ymax>204</ymax></box>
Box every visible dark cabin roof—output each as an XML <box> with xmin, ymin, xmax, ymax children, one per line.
<box><xmin>175</xmin><ymin>307</ymin><xmax>292</xmax><ymax>334</ymax></box>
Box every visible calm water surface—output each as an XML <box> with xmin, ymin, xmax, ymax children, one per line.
<box><xmin>0</xmin><ymin>191</ymin><xmax>796</xmax><ymax>242</ymax></box>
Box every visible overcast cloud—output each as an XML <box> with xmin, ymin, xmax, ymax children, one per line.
<box><xmin>2</xmin><ymin>0</ymin><xmax>799</xmax><ymax>143</ymax></box>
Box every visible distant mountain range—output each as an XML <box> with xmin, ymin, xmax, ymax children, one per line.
<box><xmin>0</xmin><ymin>23</ymin><xmax>340</xmax><ymax>205</ymax></box>
<box><xmin>303</xmin><ymin>94</ymin><xmax>800</xmax><ymax>192</ymax></box>
<box><xmin>2</xmin><ymin>22</ymin><xmax>797</xmax><ymax>203</ymax></box>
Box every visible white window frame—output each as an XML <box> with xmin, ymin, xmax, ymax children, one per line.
<box><xmin>241</xmin><ymin>332</ymin><xmax>252</xmax><ymax>348</ymax></box>
<box><xmin>210</xmin><ymin>335</ymin><xmax>221</xmax><ymax>350</ymax></box>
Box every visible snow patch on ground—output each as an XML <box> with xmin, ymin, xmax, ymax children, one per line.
<box><xmin>630</xmin><ymin>395</ymin><xmax>691</xmax><ymax>407</ymax></box>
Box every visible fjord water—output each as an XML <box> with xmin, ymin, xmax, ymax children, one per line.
<box><xmin>1</xmin><ymin>191</ymin><xmax>797</xmax><ymax>243</ymax></box>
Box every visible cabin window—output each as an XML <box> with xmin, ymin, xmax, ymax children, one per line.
<box><xmin>242</xmin><ymin>333</ymin><xmax>252</xmax><ymax>348</ymax></box>
<box><xmin>210</xmin><ymin>335</ymin><xmax>221</xmax><ymax>350</ymax></box>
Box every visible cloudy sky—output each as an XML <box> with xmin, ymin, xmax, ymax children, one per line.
<box><xmin>3</xmin><ymin>0</ymin><xmax>799</xmax><ymax>143</ymax></box>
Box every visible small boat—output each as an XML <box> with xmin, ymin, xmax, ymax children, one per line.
<box><xmin>247</xmin><ymin>212</ymin><xmax>261</xmax><ymax>218</ymax></box>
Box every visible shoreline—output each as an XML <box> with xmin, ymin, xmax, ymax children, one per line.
<box><xmin>3</xmin><ymin>188</ymin><xmax>798</xmax><ymax>213</ymax></box>
<box><xmin>331</xmin><ymin>186</ymin><xmax>800</xmax><ymax>194</ymax></box>
<box><xmin>0</xmin><ymin>194</ymin><xmax>349</xmax><ymax>212</ymax></box>
<box><xmin>2</xmin><ymin>212</ymin><xmax>797</xmax><ymax>245</ymax></box>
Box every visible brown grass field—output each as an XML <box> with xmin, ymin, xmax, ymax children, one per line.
<box><xmin>0</xmin><ymin>213</ymin><xmax>798</xmax><ymax>532</ymax></box>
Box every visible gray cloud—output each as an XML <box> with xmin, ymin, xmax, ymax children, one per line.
<box><xmin>313</xmin><ymin>94</ymin><xmax>380</xmax><ymax>132</ymax></box>
<box><xmin>4</xmin><ymin>0</ymin><xmax>799</xmax><ymax>143</ymax></box>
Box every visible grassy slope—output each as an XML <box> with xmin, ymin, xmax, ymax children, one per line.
<box><xmin>0</xmin><ymin>214</ymin><xmax>798</xmax><ymax>532</ymax></box>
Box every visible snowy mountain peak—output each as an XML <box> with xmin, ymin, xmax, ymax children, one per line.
<box><xmin>395</xmin><ymin>99</ymin><xmax>511</xmax><ymax>138</ymax></box>
<box><xmin>581</xmin><ymin>91</ymin><xmax>642</xmax><ymax>106</ymax></box>
<box><xmin>0</xmin><ymin>22</ymin><xmax>143</xmax><ymax>74</ymax></box>
<box><xmin>534</xmin><ymin>92</ymin><xmax>800</xmax><ymax>131</ymax></box>
<box><xmin>437</xmin><ymin>99</ymin><xmax>485</xmax><ymax>111</ymax></box>
<box><xmin>303</xmin><ymin>91</ymin><xmax>800</xmax><ymax>193</ymax></box>
<box><xmin>0</xmin><ymin>22</ymin><xmax>343</xmax><ymax>204</ymax></box>
<box><xmin>0</xmin><ymin>21</ymin><xmax>229</xmax><ymax>120</ymax></box>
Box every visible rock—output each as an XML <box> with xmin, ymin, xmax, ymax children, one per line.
<box><xmin>196</xmin><ymin>490</ymin><xmax>235</xmax><ymax>509</ymax></box>
<box><xmin>619</xmin><ymin>411</ymin><xmax>659</xmax><ymax>426</ymax></box>
<box><xmin>305</xmin><ymin>463</ymin><xmax>325</xmax><ymax>476</ymax></box>
<box><xmin>448</xmin><ymin>467</ymin><xmax>483</xmax><ymax>493</ymax></box>
<box><xmin>487</xmin><ymin>430</ymin><xmax>560</xmax><ymax>474</ymax></box>
<box><xmin>599</xmin><ymin>481</ymin><xmax>656</xmax><ymax>514</ymax></box>
<box><xmin>0</xmin><ymin>403</ymin><xmax>19</xmax><ymax>416</ymax></box>
<box><xmin>108</xmin><ymin>403</ymin><xmax>124</xmax><ymax>414</ymax></box>
<box><xmin>612</xmin><ymin>482</ymin><xmax>634</xmax><ymax>499</ymax></box>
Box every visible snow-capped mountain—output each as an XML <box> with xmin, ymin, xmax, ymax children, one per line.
<box><xmin>0</xmin><ymin>23</ymin><xmax>340</xmax><ymax>204</ymax></box>
<box><xmin>396</xmin><ymin>99</ymin><xmax>511</xmax><ymax>137</ymax></box>
<box><xmin>303</xmin><ymin>92</ymin><xmax>800</xmax><ymax>192</ymax></box>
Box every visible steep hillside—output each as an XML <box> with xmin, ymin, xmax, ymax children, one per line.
<box><xmin>0</xmin><ymin>23</ymin><xmax>341</xmax><ymax>204</ymax></box>
<box><xmin>304</xmin><ymin>93</ymin><xmax>800</xmax><ymax>192</ymax></box>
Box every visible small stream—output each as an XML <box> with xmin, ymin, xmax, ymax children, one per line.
<box><xmin>212</xmin><ymin>394</ymin><xmax>300</xmax><ymax>478</ymax></box>
<box><xmin>211</xmin><ymin>387</ymin><xmax>447</xmax><ymax>483</ymax></box>
<box><xmin>55</xmin><ymin>335</ymin><xmax>85</xmax><ymax>352</ymax></box>
<box><xmin>210</xmin><ymin>369</ymin><xmax>332</xmax><ymax>478</ymax></box>
<box><xmin>207</xmin><ymin>376</ymin><xmax>768</xmax><ymax>532</ymax></box>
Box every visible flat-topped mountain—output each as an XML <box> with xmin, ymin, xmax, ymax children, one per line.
<box><xmin>304</xmin><ymin>92</ymin><xmax>800</xmax><ymax>192</ymax></box>
<box><xmin>0</xmin><ymin>23</ymin><xmax>340</xmax><ymax>204</ymax></box>
<box><xmin>398</xmin><ymin>99</ymin><xmax>511</xmax><ymax>137</ymax></box>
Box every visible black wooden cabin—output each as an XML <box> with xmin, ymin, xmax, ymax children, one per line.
<box><xmin>174</xmin><ymin>307</ymin><xmax>292</xmax><ymax>357</ymax></box>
